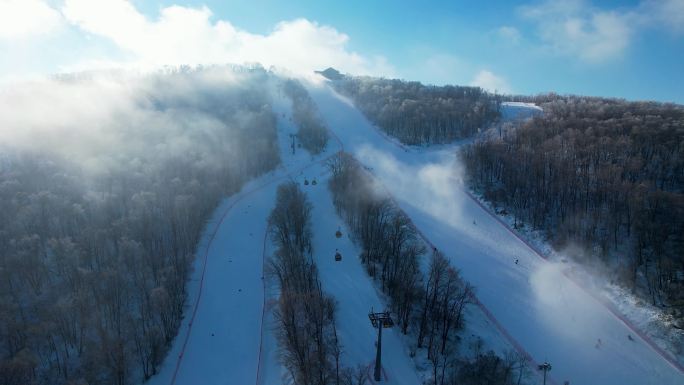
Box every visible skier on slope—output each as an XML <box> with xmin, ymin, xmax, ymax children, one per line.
<box><xmin>595</xmin><ymin>338</ymin><xmax>602</xmax><ymax>348</ymax></box>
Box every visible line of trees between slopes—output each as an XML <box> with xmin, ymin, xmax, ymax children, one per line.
<box><xmin>327</xmin><ymin>153</ymin><xmax>528</xmax><ymax>385</ymax></box>
<box><xmin>462</xmin><ymin>96</ymin><xmax>684</xmax><ymax>325</ymax></box>
<box><xmin>0</xmin><ymin>67</ymin><xmax>280</xmax><ymax>384</ymax></box>
<box><xmin>328</xmin><ymin>73</ymin><xmax>501</xmax><ymax>145</ymax></box>
<box><xmin>268</xmin><ymin>182</ymin><xmax>371</xmax><ymax>385</ymax></box>
<box><xmin>283</xmin><ymin>79</ymin><xmax>329</xmax><ymax>154</ymax></box>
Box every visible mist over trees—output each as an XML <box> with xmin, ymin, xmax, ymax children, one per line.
<box><xmin>462</xmin><ymin>96</ymin><xmax>684</xmax><ymax>323</ymax></box>
<box><xmin>283</xmin><ymin>79</ymin><xmax>329</xmax><ymax>154</ymax></box>
<box><xmin>328</xmin><ymin>153</ymin><xmax>519</xmax><ymax>385</ymax></box>
<box><xmin>268</xmin><ymin>182</ymin><xmax>342</xmax><ymax>385</ymax></box>
<box><xmin>0</xmin><ymin>67</ymin><xmax>280</xmax><ymax>384</ymax></box>
<box><xmin>329</xmin><ymin>74</ymin><xmax>501</xmax><ymax>145</ymax></box>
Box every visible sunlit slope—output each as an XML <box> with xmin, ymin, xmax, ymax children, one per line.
<box><xmin>147</xmin><ymin>78</ymin><xmax>424</xmax><ymax>385</ymax></box>
<box><xmin>147</xmin><ymin>80</ymin><xmax>309</xmax><ymax>385</ymax></box>
<box><xmin>305</xmin><ymin>78</ymin><xmax>683</xmax><ymax>385</ymax></box>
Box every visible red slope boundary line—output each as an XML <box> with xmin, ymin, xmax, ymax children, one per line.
<box><xmin>463</xmin><ymin>189</ymin><xmax>684</xmax><ymax>375</ymax></box>
<box><xmin>316</xmin><ymin>89</ymin><xmax>555</xmax><ymax>383</ymax></box>
<box><xmin>171</xmin><ymin>89</ymin><xmax>398</xmax><ymax>385</ymax></box>
<box><xmin>408</xmin><ymin>213</ymin><xmax>558</xmax><ymax>385</ymax></box>
<box><xmin>320</xmin><ymin>96</ymin><xmax>557</xmax><ymax>381</ymax></box>
<box><xmin>169</xmin><ymin>154</ymin><xmax>338</xmax><ymax>385</ymax></box>
<box><xmin>327</xmin><ymin>85</ymin><xmax>682</xmax><ymax>377</ymax></box>
<box><xmin>255</xmin><ymin>226</ymin><xmax>269</xmax><ymax>385</ymax></box>
<box><xmin>168</xmin><ymin>174</ymin><xmax>283</xmax><ymax>385</ymax></box>
<box><xmin>344</xmin><ymin>153</ymin><xmax>557</xmax><ymax>385</ymax></box>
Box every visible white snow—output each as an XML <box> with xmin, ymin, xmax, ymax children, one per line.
<box><xmin>501</xmin><ymin>101</ymin><xmax>543</xmax><ymax>110</ymax></box>
<box><xmin>304</xmin><ymin>166</ymin><xmax>423</xmax><ymax>385</ymax></box>
<box><xmin>500</xmin><ymin>101</ymin><xmax>542</xmax><ymax>120</ymax></box>
<box><xmin>147</xmin><ymin>77</ymin><xmax>683</xmax><ymax>385</ymax></box>
<box><xmin>305</xmin><ymin>79</ymin><xmax>684</xmax><ymax>385</ymax></box>
<box><xmin>146</xmin><ymin>81</ymin><xmax>329</xmax><ymax>385</ymax></box>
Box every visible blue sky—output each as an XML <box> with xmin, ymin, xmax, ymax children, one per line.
<box><xmin>1</xmin><ymin>0</ymin><xmax>683</xmax><ymax>103</ymax></box>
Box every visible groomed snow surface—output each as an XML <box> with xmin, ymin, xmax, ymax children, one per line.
<box><xmin>500</xmin><ymin>101</ymin><xmax>543</xmax><ymax>120</ymax></box>
<box><xmin>147</xmin><ymin>78</ymin><xmax>683</xmax><ymax>385</ymax></box>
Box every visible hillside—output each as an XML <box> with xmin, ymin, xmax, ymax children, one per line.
<box><xmin>462</xmin><ymin>96</ymin><xmax>684</xmax><ymax>325</ymax></box>
<box><xmin>1</xmin><ymin>68</ymin><xmax>682</xmax><ymax>385</ymax></box>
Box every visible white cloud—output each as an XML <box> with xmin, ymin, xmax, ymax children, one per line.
<box><xmin>356</xmin><ymin>145</ymin><xmax>468</xmax><ymax>231</ymax></box>
<box><xmin>469</xmin><ymin>70</ymin><xmax>511</xmax><ymax>94</ymax></box>
<box><xmin>59</xmin><ymin>0</ymin><xmax>393</xmax><ymax>77</ymax></box>
<box><xmin>0</xmin><ymin>68</ymin><xmax>258</xmax><ymax>174</ymax></box>
<box><xmin>0</xmin><ymin>0</ymin><xmax>62</xmax><ymax>40</ymax></box>
<box><xmin>497</xmin><ymin>26</ymin><xmax>521</xmax><ymax>44</ymax></box>
<box><xmin>520</xmin><ymin>0</ymin><xmax>631</xmax><ymax>63</ymax></box>
<box><xmin>518</xmin><ymin>0</ymin><xmax>684</xmax><ymax>63</ymax></box>
<box><xmin>641</xmin><ymin>0</ymin><xmax>684</xmax><ymax>34</ymax></box>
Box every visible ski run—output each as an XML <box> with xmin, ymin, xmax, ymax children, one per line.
<box><xmin>147</xmin><ymin>77</ymin><xmax>684</xmax><ymax>385</ymax></box>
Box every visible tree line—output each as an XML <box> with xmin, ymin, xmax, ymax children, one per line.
<box><xmin>462</xmin><ymin>96</ymin><xmax>684</xmax><ymax>324</ymax></box>
<box><xmin>329</xmin><ymin>75</ymin><xmax>501</xmax><ymax>145</ymax></box>
<box><xmin>283</xmin><ymin>79</ymin><xmax>329</xmax><ymax>154</ymax></box>
<box><xmin>327</xmin><ymin>153</ymin><xmax>525</xmax><ymax>385</ymax></box>
<box><xmin>268</xmin><ymin>181</ymin><xmax>374</xmax><ymax>385</ymax></box>
<box><xmin>0</xmin><ymin>67</ymin><xmax>281</xmax><ymax>384</ymax></box>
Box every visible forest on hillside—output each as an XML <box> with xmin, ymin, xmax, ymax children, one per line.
<box><xmin>0</xmin><ymin>67</ymin><xmax>280</xmax><ymax>384</ymax></box>
<box><xmin>282</xmin><ymin>79</ymin><xmax>329</xmax><ymax>154</ymax></box>
<box><xmin>462</xmin><ymin>96</ymin><xmax>684</xmax><ymax>324</ymax></box>
<box><xmin>330</xmin><ymin>75</ymin><xmax>501</xmax><ymax>145</ymax></box>
<box><xmin>268</xmin><ymin>182</ymin><xmax>347</xmax><ymax>385</ymax></box>
<box><xmin>328</xmin><ymin>153</ymin><xmax>527</xmax><ymax>385</ymax></box>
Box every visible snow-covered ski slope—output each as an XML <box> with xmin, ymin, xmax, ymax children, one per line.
<box><xmin>147</xmin><ymin>82</ymin><xmax>330</xmax><ymax>385</ymax></box>
<box><xmin>148</xmin><ymin>80</ymin><xmax>425</xmax><ymax>385</ymax></box>
<box><xmin>304</xmin><ymin>166</ymin><xmax>423</xmax><ymax>385</ymax></box>
<box><xmin>500</xmin><ymin>101</ymin><xmax>542</xmax><ymax>120</ymax></box>
<box><xmin>305</xmin><ymin>79</ymin><xmax>684</xmax><ymax>385</ymax></box>
<box><xmin>149</xmin><ymin>75</ymin><xmax>682</xmax><ymax>385</ymax></box>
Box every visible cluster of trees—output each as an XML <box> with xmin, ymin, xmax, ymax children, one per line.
<box><xmin>268</xmin><ymin>182</ymin><xmax>342</xmax><ymax>385</ymax></box>
<box><xmin>418</xmin><ymin>251</ymin><xmax>476</xmax><ymax>383</ymax></box>
<box><xmin>328</xmin><ymin>153</ymin><xmax>521</xmax><ymax>384</ymax></box>
<box><xmin>331</xmin><ymin>76</ymin><xmax>501</xmax><ymax>145</ymax></box>
<box><xmin>283</xmin><ymin>79</ymin><xmax>329</xmax><ymax>154</ymax></box>
<box><xmin>328</xmin><ymin>153</ymin><xmax>425</xmax><ymax>334</ymax></box>
<box><xmin>0</xmin><ymin>67</ymin><xmax>280</xmax><ymax>384</ymax></box>
<box><xmin>453</xmin><ymin>350</ymin><xmax>527</xmax><ymax>385</ymax></box>
<box><xmin>462</xmin><ymin>96</ymin><xmax>684</xmax><ymax>321</ymax></box>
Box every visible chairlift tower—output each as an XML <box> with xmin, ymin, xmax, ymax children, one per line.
<box><xmin>289</xmin><ymin>133</ymin><xmax>297</xmax><ymax>154</ymax></box>
<box><xmin>368</xmin><ymin>309</ymin><xmax>394</xmax><ymax>382</ymax></box>
<box><xmin>538</xmin><ymin>362</ymin><xmax>552</xmax><ymax>385</ymax></box>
